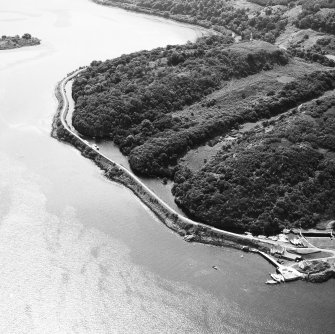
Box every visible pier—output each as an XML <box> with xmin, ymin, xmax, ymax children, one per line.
<box><xmin>252</xmin><ymin>249</ymin><xmax>281</xmax><ymax>268</ymax></box>
<box><xmin>251</xmin><ymin>249</ymin><xmax>304</xmax><ymax>282</ymax></box>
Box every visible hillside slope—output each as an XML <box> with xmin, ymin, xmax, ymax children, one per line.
<box><xmin>172</xmin><ymin>93</ymin><xmax>335</xmax><ymax>234</ymax></box>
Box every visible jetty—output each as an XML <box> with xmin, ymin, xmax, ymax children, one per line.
<box><xmin>252</xmin><ymin>249</ymin><xmax>281</xmax><ymax>267</ymax></box>
<box><xmin>251</xmin><ymin>249</ymin><xmax>304</xmax><ymax>283</ymax></box>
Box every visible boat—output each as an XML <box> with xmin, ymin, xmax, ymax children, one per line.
<box><xmin>265</xmin><ymin>279</ymin><xmax>279</xmax><ymax>285</ymax></box>
<box><xmin>290</xmin><ymin>238</ymin><xmax>303</xmax><ymax>246</ymax></box>
<box><xmin>270</xmin><ymin>273</ymin><xmax>284</xmax><ymax>282</ymax></box>
<box><xmin>92</xmin><ymin>144</ymin><xmax>99</xmax><ymax>151</ymax></box>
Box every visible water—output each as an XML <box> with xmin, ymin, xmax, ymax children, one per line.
<box><xmin>0</xmin><ymin>0</ymin><xmax>334</xmax><ymax>333</ymax></box>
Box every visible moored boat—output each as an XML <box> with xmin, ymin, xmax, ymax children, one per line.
<box><xmin>270</xmin><ymin>273</ymin><xmax>284</xmax><ymax>282</ymax></box>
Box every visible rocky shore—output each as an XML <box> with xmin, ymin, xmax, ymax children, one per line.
<box><xmin>308</xmin><ymin>269</ymin><xmax>335</xmax><ymax>283</ymax></box>
<box><xmin>295</xmin><ymin>259</ymin><xmax>335</xmax><ymax>283</ymax></box>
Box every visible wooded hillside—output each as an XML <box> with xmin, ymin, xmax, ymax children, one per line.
<box><xmin>72</xmin><ymin>37</ymin><xmax>289</xmax><ymax>177</ymax></box>
<box><xmin>172</xmin><ymin>94</ymin><xmax>335</xmax><ymax>234</ymax></box>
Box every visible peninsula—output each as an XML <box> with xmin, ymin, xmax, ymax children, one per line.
<box><xmin>52</xmin><ymin>0</ymin><xmax>335</xmax><ymax>283</ymax></box>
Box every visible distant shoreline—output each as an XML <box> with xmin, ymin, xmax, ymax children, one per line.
<box><xmin>90</xmin><ymin>0</ymin><xmax>223</xmax><ymax>37</ymax></box>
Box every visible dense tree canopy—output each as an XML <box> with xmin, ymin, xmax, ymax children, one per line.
<box><xmin>295</xmin><ymin>7</ymin><xmax>335</xmax><ymax>35</ymax></box>
<box><xmin>72</xmin><ymin>37</ymin><xmax>289</xmax><ymax>175</ymax></box>
<box><xmin>129</xmin><ymin>70</ymin><xmax>335</xmax><ymax>176</ymax></box>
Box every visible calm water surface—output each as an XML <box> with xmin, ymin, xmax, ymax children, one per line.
<box><xmin>0</xmin><ymin>0</ymin><xmax>334</xmax><ymax>333</ymax></box>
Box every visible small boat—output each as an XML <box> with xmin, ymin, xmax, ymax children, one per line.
<box><xmin>92</xmin><ymin>144</ymin><xmax>99</xmax><ymax>151</ymax></box>
<box><xmin>265</xmin><ymin>279</ymin><xmax>279</xmax><ymax>285</ymax></box>
<box><xmin>270</xmin><ymin>273</ymin><xmax>284</xmax><ymax>282</ymax></box>
<box><xmin>212</xmin><ymin>266</ymin><xmax>218</xmax><ymax>270</ymax></box>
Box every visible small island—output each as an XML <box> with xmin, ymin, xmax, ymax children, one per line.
<box><xmin>0</xmin><ymin>34</ymin><xmax>40</xmax><ymax>50</ymax></box>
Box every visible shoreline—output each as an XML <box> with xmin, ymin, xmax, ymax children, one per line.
<box><xmin>51</xmin><ymin>70</ymin><xmax>269</xmax><ymax>253</ymax></box>
<box><xmin>90</xmin><ymin>0</ymin><xmax>224</xmax><ymax>37</ymax></box>
<box><xmin>51</xmin><ymin>70</ymin><xmax>335</xmax><ymax>284</ymax></box>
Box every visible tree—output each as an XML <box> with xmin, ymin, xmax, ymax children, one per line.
<box><xmin>22</xmin><ymin>33</ymin><xmax>31</xmax><ymax>39</ymax></box>
<box><xmin>264</xmin><ymin>32</ymin><xmax>275</xmax><ymax>44</ymax></box>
